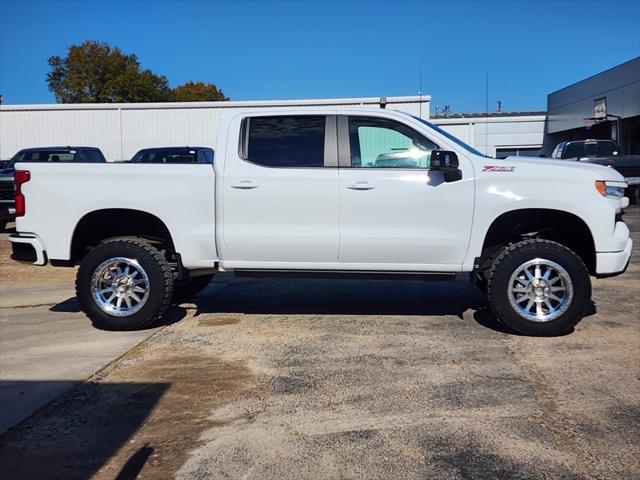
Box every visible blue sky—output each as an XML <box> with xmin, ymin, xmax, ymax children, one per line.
<box><xmin>1</xmin><ymin>0</ymin><xmax>639</xmax><ymax>112</ymax></box>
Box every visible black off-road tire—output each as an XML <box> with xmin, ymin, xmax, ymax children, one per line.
<box><xmin>76</xmin><ymin>238</ymin><xmax>174</xmax><ymax>331</ymax></box>
<box><xmin>173</xmin><ymin>274</ymin><xmax>214</xmax><ymax>301</ymax></box>
<box><xmin>486</xmin><ymin>239</ymin><xmax>591</xmax><ymax>336</ymax></box>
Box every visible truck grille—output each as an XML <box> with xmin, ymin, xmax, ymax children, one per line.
<box><xmin>0</xmin><ymin>181</ymin><xmax>14</xmax><ymax>201</ymax></box>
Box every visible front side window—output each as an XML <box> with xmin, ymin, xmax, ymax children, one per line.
<box><xmin>246</xmin><ymin>116</ymin><xmax>325</xmax><ymax>168</ymax></box>
<box><xmin>348</xmin><ymin>116</ymin><xmax>438</xmax><ymax>168</ymax></box>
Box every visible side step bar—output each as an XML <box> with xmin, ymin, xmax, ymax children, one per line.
<box><xmin>233</xmin><ymin>269</ymin><xmax>457</xmax><ymax>282</ymax></box>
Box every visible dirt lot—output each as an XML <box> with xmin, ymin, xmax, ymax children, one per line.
<box><xmin>0</xmin><ymin>210</ymin><xmax>638</xmax><ymax>479</ymax></box>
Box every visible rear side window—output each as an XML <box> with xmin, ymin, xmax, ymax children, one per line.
<box><xmin>563</xmin><ymin>142</ymin><xmax>585</xmax><ymax>158</ymax></box>
<box><xmin>79</xmin><ymin>150</ymin><xmax>104</xmax><ymax>162</ymax></box>
<box><xmin>246</xmin><ymin>116</ymin><xmax>325</xmax><ymax>167</ymax></box>
<box><xmin>201</xmin><ymin>149</ymin><xmax>214</xmax><ymax>164</ymax></box>
<box><xmin>597</xmin><ymin>141</ymin><xmax>618</xmax><ymax>156</ymax></box>
<box><xmin>17</xmin><ymin>151</ymin><xmax>75</xmax><ymax>162</ymax></box>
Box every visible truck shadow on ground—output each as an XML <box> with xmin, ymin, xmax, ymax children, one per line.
<box><xmin>189</xmin><ymin>276</ymin><xmax>575</xmax><ymax>335</ymax></box>
<box><xmin>50</xmin><ymin>276</ymin><xmax>595</xmax><ymax>335</ymax></box>
<box><xmin>0</xmin><ymin>380</ymin><xmax>169</xmax><ymax>480</ymax></box>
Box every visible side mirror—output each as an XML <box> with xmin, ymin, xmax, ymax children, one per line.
<box><xmin>430</xmin><ymin>150</ymin><xmax>462</xmax><ymax>182</ymax></box>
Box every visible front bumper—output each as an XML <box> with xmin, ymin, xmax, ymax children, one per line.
<box><xmin>9</xmin><ymin>233</ymin><xmax>47</xmax><ymax>265</ymax></box>
<box><xmin>596</xmin><ymin>238</ymin><xmax>632</xmax><ymax>277</ymax></box>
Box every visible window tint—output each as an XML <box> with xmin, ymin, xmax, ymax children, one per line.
<box><xmin>132</xmin><ymin>150</ymin><xmax>198</xmax><ymax>163</ymax></box>
<box><xmin>348</xmin><ymin>116</ymin><xmax>438</xmax><ymax>168</ymax></box>
<box><xmin>247</xmin><ymin>116</ymin><xmax>325</xmax><ymax>167</ymax></box>
<box><xmin>203</xmin><ymin>149</ymin><xmax>214</xmax><ymax>164</ymax></box>
<box><xmin>597</xmin><ymin>141</ymin><xmax>618</xmax><ymax>156</ymax></box>
<box><xmin>16</xmin><ymin>151</ymin><xmax>75</xmax><ymax>162</ymax></box>
<box><xmin>79</xmin><ymin>150</ymin><xmax>104</xmax><ymax>162</ymax></box>
<box><xmin>563</xmin><ymin>142</ymin><xmax>585</xmax><ymax>158</ymax></box>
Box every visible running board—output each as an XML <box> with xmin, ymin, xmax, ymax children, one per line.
<box><xmin>233</xmin><ymin>269</ymin><xmax>457</xmax><ymax>282</ymax></box>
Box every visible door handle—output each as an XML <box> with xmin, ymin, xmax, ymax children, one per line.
<box><xmin>347</xmin><ymin>181</ymin><xmax>375</xmax><ymax>191</ymax></box>
<box><xmin>231</xmin><ymin>180</ymin><xmax>258</xmax><ymax>190</ymax></box>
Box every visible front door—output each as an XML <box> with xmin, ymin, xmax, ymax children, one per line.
<box><xmin>337</xmin><ymin>115</ymin><xmax>474</xmax><ymax>271</ymax></box>
<box><xmin>222</xmin><ymin>114</ymin><xmax>339</xmax><ymax>267</ymax></box>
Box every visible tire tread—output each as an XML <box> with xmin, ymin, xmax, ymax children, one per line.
<box><xmin>76</xmin><ymin>237</ymin><xmax>174</xmax><ymax>330</ymax></box>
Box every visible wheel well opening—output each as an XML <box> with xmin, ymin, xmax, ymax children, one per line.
<box><xmin>71</xmin><ymin>209</ymin><xmax>175</xmax><ymax>263</ymax></box>
<box><xmin>481</xmin><ymin>209</ymin><xmax>596</xmax><ymax>274</ymax></box>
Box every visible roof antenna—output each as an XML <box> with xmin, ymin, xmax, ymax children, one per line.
<box><xmin>496</xmin><ymin>100</ymin><xmax>502</xmax><ymax>112</ymax></box>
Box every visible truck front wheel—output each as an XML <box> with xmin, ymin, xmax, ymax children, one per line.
<box><xmin>486</xmin><ymin>239</ymin><xmax>591</xmax><ymax>336</ymax></box>
<box><xmin>76</xmin><ymin>238</ymin><xmax>174</xmax><ymax>330</ymax></box>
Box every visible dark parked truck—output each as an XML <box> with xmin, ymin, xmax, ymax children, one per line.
<box><xmin>0</xmin><ymin>147</ymin><xmax>107</xmax><ymax>229</ymax></box>
<box><xmin>551</xmin><ymin>139</ymin><xmax>640</xmax><ymax>202</ymax></box>
<box><xmin>130</xmin><ymin>146</ymin><xmax>214</xmax><ymax>164</ymax></box>
<box><xmin>0</xmin><ymin>172</ymin><xmax>14</xmax><ymax>231</ymax></box>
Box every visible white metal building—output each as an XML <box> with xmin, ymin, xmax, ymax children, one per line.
<box><xmin>0</xmin><ymin>94</ymin><xmax>546</xmax><ymax>160</ymax></box>
<box><xmin>431</xmin><ymin>112</ymin><xmax>547</xmax><ymax>158</ymax></box>
<box><xmin>0</xmin><ymin>96</ymin><xmax>430</xmax><ymax>161</ymax></box>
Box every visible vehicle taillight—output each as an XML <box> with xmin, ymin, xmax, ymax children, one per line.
<box><xmin>14</xmin><ymin>170</ymin><xmax>30</xmax><ymax>217</ymax></box>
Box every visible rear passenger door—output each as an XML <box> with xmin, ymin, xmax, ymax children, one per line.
<box><xmin>222</xmin><ymin>114</ymin><xmax>339</xmax><ymax>266</ymax></box>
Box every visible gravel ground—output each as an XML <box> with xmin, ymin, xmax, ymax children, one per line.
<box><xmin>0</xmin><ymin>208</ymin><xmax>638</xmax><ymax>479</ymax></box>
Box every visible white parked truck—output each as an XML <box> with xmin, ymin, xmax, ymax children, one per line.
<box><xmin>9</xmin><ymin>108</ymin><xmax>633</xmax><ymax>335</ymax></box>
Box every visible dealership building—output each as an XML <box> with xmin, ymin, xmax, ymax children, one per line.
<box><xmin>0</xmin><ymin>57</ymin><xmax>638</xmax><ymax>160</ymax></box>
<box><xmin>544</xmin><ymin>57</ymin><xmax>640</xmax><ymax>155</ymax></box>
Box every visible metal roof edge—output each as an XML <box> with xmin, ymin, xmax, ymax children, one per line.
<box><xmin>0</xmin><ymin>95</ymin><xmax>431</xmax><ymax>112</ymax></box>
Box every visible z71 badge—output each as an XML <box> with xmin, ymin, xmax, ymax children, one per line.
<box><xmin>483</xmin><ymin>165</ymin><xmax>515</xmax><ymax>172</ymax></box>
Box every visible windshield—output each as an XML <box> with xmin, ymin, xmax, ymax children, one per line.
<box><xmin>412</xmin><ymin>116</ymin><xmax>490</xmax><ymax>158</ymax></box>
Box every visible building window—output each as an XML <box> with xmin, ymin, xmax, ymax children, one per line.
<box><xmin>495</xmin><ymin>147</ymin><xmax>542</xmax><ymax>159</ymax></box>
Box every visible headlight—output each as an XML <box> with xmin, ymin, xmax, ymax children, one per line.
<box><xmin>595</xmin><ymin>180</ymin><xmax>625</xmax><ymax>198</ymax></box>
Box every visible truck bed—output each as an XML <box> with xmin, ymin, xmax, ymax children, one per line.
<box><xmin>14</xmin><ymin>163</ymin><xmax>217</xmax><ymax>268</ymax></box>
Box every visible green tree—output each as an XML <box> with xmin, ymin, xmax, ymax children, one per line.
<box><xmin>47</xmin><ymin>41</ymin><xmax>173</xmax><ymax>103</ymax></box>
<box><xmin>172</xmin><ymin>81</ymin><xmax>228</xmax><ymax>102</ymax></box>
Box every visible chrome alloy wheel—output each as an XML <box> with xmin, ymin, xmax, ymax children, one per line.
<box><xmin>508</xmin><ymin>258</ymin><xmax>574</xmax><ymax>322</ymax></box>
<box><xmin>90</xmin><ymin>257</ymin><xmax>150</xmax><ymax>317</ymax></box>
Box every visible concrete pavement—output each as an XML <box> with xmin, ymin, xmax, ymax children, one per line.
<box><xmin>0</xmin><ymin>282</ymin><xmax>161</xmax><ymax>433</ymax></box>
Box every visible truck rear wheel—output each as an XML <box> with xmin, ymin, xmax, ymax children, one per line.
<box><xmin>76</xmin><ymin>238</ymin><xmax>174</xmax><ymax>330</ymax></box>
<box><xmin>486</xmin><ymin>239</ymin><xmax>591</xmax><ymax>336</ymax></box>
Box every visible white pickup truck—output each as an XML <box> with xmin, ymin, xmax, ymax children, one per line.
<box><xmin>9</xmin><ymin>108</ymin><xmax>632</xmax><ymax>336</ymax></box>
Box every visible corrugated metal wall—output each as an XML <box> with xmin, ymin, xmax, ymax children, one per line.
<box><xmin>0</xmin><ymin>97</ymin><xmax>429</xmax><ymax>161</ymax></box>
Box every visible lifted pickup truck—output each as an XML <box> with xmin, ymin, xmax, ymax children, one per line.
<box><xmin>9</xmin><ymin>108</ymin><xmax>633</xmax><ymax>336</ymax></box>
